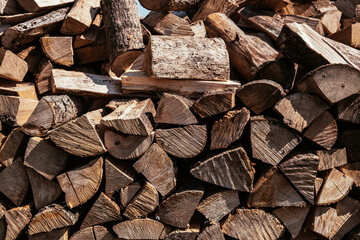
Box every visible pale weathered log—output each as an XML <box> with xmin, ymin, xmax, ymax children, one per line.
<box><xmin>0</xmin><ymin>48</ymin><xmax>28</xmax><ymax>82</ymax></box>
<box><xmin>33</xmin><ymin>57</ymin><xmax>53</xmax><ymax>95</ymax></box>
<box><xmin>40</xmin><ymin>36</ymin><xmax>74</xmax><ymax>67</ymax></box>
<box><xmin>0</xmin><ymin>81</ymin><xmax>37</xmax><ymax>100</ymax></box>
<box><xmin>120</xmin><ymin>182</ymin><xmax>142</xmax><ymax>207</ymax></box>
<box><xmin>155</xmin><ymin>125</ymin><xmax>207</xmax><ymax>158</ymax></box>
<box><xmin>210</xmin><ymin>108</ymin><xmax>250</xmax><ymax>150</ymax></box>
<box><xmin>337</xmin><ymin>94</ymin><xmax>360</xmax><ymax>124</ymax></box>
<box><xmin>320</xmin><ymin>9</ymin><xmax>342</xmax><ymax>35</ymax></box>
<box><xmin>222</xmin><ymin>208</ymin><xmax>285</xmax><ymax>240</ymax></box>
<box><xmin>74</xmin><ymin>13</ymin><xmax>102</xmax><ymax>48</ymax></box>
<box><xmin>29</xmin><ymin>227</ymin><xmax>69</xmax><ymax>240</ymax></box>
<box><xmin>250</xmin><ymin>116</ymin><xmax>302</xmax><ymax>165</ymax></box>
<box><xmin>0</xmin><ymin>11</ymin><xmax>49</xmax><ymax>24</ymax></box>
<box><xmin>317</xmin><ymin>148</ymin><xmax>347</xmax><ymax>171</ymax></box>
<box><xmin>139</xmin><ymin>0</ymin><xmax>202</xmax><ymax>11</ymax></box>
<box><xmin>5</xmin><ymin>204</ymin><xmax>32</xmax><ymax>240</ymax></box>
<box><xmin>0</xmin><ymin>128</ymin><xmax>27</xmax><ymax>167</ymax></box>
<box><xmin>113</xmin><ymin>218</ymin><xmax>168</xmax><ymax>239</ymax></box>
<box><xmin>56</xmin><ymin>157</ymin><xmax>103</xmax><ymax>209</ymax></box>
<box><xmin>307</xmin><ymin>206</ymin><xmax>337</xmax><ymax>238</ymax></box>
<box><xmin>192</xmin><ymin>91</ymin><xmax>235</xmax><ymax>118</ymax></box>
<box><xmin>191</xmin><ymin>146</ymin><xmax>255</xmax><ymax>192</ymax></box>
<box><xmin>133</xmin><ymin>143</ymin><xmax>176</xmax><ymax>197</ymax></box>
<box><xmin>339</xmin><ymin>162</ymin><xmax>360</xmax><ymax>187</ymax></box>
<box><xmin>197</xmin><ymin>223</ymin><xmax>225</xmax><ymax>240</ymax></box>
<box><xmin>16</xmin><ymin>0</ymin><xmax>74</xmax><ymax>12</ymax></box>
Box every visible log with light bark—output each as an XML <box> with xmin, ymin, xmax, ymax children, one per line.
<box><xmin>40</xmin><ymin>36</ymin><xmax>74</xmax><ymax>67</ymax></box>
<box><xmin>139</xmin><ymin>0</ymin><xmax>202</xmax><ymax>11</ymax></box>
<box><xmin>120</xmin><ymin>182</ymin><xmax>142</xmax><ymax>208</ymax></box>
<box><xmin>101</xmin><ymin>0</ymin><xmax>144</xmax><ymax>76</ymax></box>
<box><xmin>339</xmin><ymin>162</ymin><xmax>360</xmax><ymax>187</ymax></box>
<box><xmin>33</xmin><ymin>57</ymin><xmax>52</xmax><ymax>95</ymax></box>
<box><xmin>197</xmin><ymin>223</ymin><xmax>225</xmax><ymax>240</ymax></box>
<box><xmin>317</xmin><ymin>148</ymin><xmax>347</xmax><ymax>171</ymax></box>
<box><xmin>56</xmin><ymin>157</ymin><xmax>103</xmax><ymax>209</ymax></box>
<box><xmin>113</xmin><ymin>219</ymin><xmax>169</xmax><ymax>239</ymax></box>
<box><xmin>0</xmin><ymin>128</ymin><xmax>27</xmax><ymax>167</ymax></box>
<box><xmin>337</xmin><ymin>94</ymin><xmax>360</xmax><ymax>124</ymax></box>
<box><xmin>74</xmin><ymin>13</ymin><xmax>102</xmax><ymax>48</ymax></box>
<box><xmin>192</xmin><ymin>91</ymin><xmax>235</xmax><ymax>118</ymax></box>
<box><xmin>0</xmin><ymin>81</ymin><xmax>37</xmax><ymax>100</ymax></box>
<box><xmin>0</xmin><ymin>48</ymin><xmax>28</xmax><ymax>82</ymax></box>
<box><xmin>16</xmin><ymin>0</ymin><xmax>74</xmax><ymax>12</ymax></box>
<box><xmin>192</xmin><ymin>0</ymin><xmax>239</xmax><ymax>21</ymax></box>
<box><xmin>4</xmin><ymin>204</ymin><xmax>32</xmax><ymax>240</ymax></box>
<box><xmin>307</xmin><ymin>206</ymin><xmax>337</xmax><ymax>238</ymax></box>
<box><xmin>155</xmin><ymin>125</ymin><xmax>207</xmax><ymax>158</ymax></box>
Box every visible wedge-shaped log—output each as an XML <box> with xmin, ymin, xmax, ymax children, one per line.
<box><xmin>28</xmin><ymin>227</ymin><xmax>70</xmax><ymax>240</ymax></box>
<box><xmin>0</xmin><ymin>128</ymin><xmax>27</xmax><ymax>167</ymax></box>
<box><xmin>339</xmin><ymin>162</ymin><xmax>360</xmax><ymax>187</ymax></box>
<box><xmin>34</xmin><ymin>57</ymin><xmax>53</xmax><ymax>95</ymax></box>
<box><xmin>16</xmin><ymin>0</ymin><xmax>73</xmax><ymax>12</ymax></box>
<box><xmin>197</xmin><ymin>223</ymin><xmax>225</xmax><ymax>240</ymax></box>
<box><xmin>307</xmin><ymin>207</ymin><xmax>337</xmax><ymax>238</ymax></box>
<box><xmin>71</xmin><ymin>226</ymin><xmax>114</xmax><ymax>240</ymax></box>
<box><xmin>40</xmin><ymin>37</ymin><xmax>74</xmax><ymax>67</ymax></box>
<box><xmin>0</xmin><ymin>81</ymin><xmax>37</xmax><ymax>100</ymax></box>
<box><xmin>0</xmin><ymin>48</ymin><xmax>28</xmax><ymax>82</ymax></box>
<box><xmin>5</xmin><ymin>204</ymin><xmax>32</xmax><ymax>240</ymax></box>
<box><xmin>139</xmin><ymin>0</ymin><xmax>202</xmax><ymax>11</ymax></box>
<box><xmin>120</xmin><ymin>182</ymin><xmax>142</xmax><ymax>208</ymax></box>
<box><xmin>337</xmin><ymin>94</ymin><xmax>360</xmax><ymax>124</ymax></box>
<box><xmin>74</xmin><ymin>14</ymin><xmax>102</xmax><ymax>48</ymax></box>
<box><xmin>113</xmin><ymin>219</ymin><xmax>168</xmax><ymax>239</ymax></box>
<box><xmin>192</xmin><ymin>91</ymin><xmax>235</xmax><ymax>118</ymax></box>
<box><xmin>191</xmin><ymin>146</ymin><xmax>255</xmax><ymax>192</ymax></box>
<box><xmin>57</xmin><ymin>157</ymin><xmax>103</xmax><ymax>209</ymax></box>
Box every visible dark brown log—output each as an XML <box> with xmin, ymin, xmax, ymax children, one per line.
<box><xmin>56</xmin><ymin>157</ymin><xmax>103</xmax><ymax>209</ymax></box>
<box><xmin>28</xmin><ymin>227</ymin><xmax>69</xmax><ymax>240</ymax></box>
<box><xmin>5</xmin><ymin>204</ymin><xmax>32</xmax><ymax>240</ymax></box>
<box><xmin>0</xmin><ymin>48</ymin><xmax>28</xmax><ymax>82</ymax></box>
<box><xmin>236</xmin><ymin>80</ymin><xmax>286</xmax><ymax>114</ymax></box>
<box><xmin>192</xmin><ymin>91</ymin><xmax>235</xmax><ymax>118</ymax></box>
<box><xmin>113</xmin><ymin>218</ymin><xmax>169</xmax><ymax>239</ymax></box>
<box><xmin>279</xmin><ymin>154</ymin><xmax>319</xmax><ymax>205</ymax></box>
<box><xmin>144</xmin><ymin>36</ymin><xmax>230</xmax><ymax>81</ymax></box>
<box><xmin>0</xmin><ymin>0</ymin><xmax>22</xmax><ymax>15</ymax></box>
<box><xmin>222</xmin><ymin>208</ymin><xmax>285</xmax><ymax>240</ymax></box>
<box><xmin>251</xmin><ymin>0</ymin><xmax>289</xmax><ymax>11</ymax></box>
<box><xmin>192</xmin><ymin>0</ymin><xmax>239</xmax><ymax>21</ymax></box>
<box><xmin>307</xmin><ymin>206</ymin><xmax>337</xmax><ymax>238</ymax></box>
<box><xmin>250</xmin><ymin>116</ymin><xmax>302</xmax><ymax>165</ymax></box>
<box><xmin>191</xmin><ymin>146</ymin><xmax>255</xmax><ymax>192</ymax></box>
<box><xmin>16</xmin><ymin>0</ymin><xmax>73</xmax><ymax>12</ymax></box>
<box><xmin>335</xmin><ymin>0</ymin><xmax>360</xmax><ymax>18</ymax></box>
<box><xmin>120</xmin><ymin>182</ymin><xmax>142</xmax><ymax>208</ymax></box>
<box><xmin>315</xmin><ymin>177</ymin><xmax>323</xmax><ymax>197</ymax></box>
<box><xmin>133</xmin><ymin>143</ymin><xmax>176</xmax><ymax>196</ymax></box>
<box><xmin>337</xmin><ymin>94</ymin><xmax>360</xmax><ymax>124</ymax></box>
<box><xmin>28</xmin><ymin>204</ymin><xmax>79</xmax><ymax>235</ymax></box>
<box><xmin>164</xmin><ymin>215</ymin><xmax>201</xmax><ymax>240</ymax></box>
<box><xmin>197</xmin><ymin>223</ymin><xmax>225</xmax><ymax>240</ymax></box>
<box><xmin>329</xmin><ymin>23</ymin><xmax>360</xmax><ymax>48</ymax></box>
<box><xmin>155</xmin><ymin>125</ymin><xmax>207</xmax><ymax>158</ymax></box>
<box><xmin>74</xmin><ymin>13</ymin><xmax>102</xmax><ymax>48</ymax></box>
<box><xmin>17</xmin><ymin>45</ymin><xmax>42</xmax><ymax>73</ymax></box>
<box><xmin>139</xmin><ymin>0</ymin><xmax>202</xmax><ymax>11</ymax></box>
<box><xmin>317</xmin><ymin>148</ymin><xmax>347</xmax><ymax>171</ymax></box>
<box><xmin>210</xmin><ymin>108</ymin><xmax>250</xmax><ymax>150</ymax></box>
<box><xmin>33</xmin><ymin>57</ymin><xmax>53</xmax><ymax>95</ymax></box>
<box><xmin>0</xmin><ymin>128</ymin><xmax>27</xmax><ymax>167</ymax></box>
<box><xmin>70</xmin><ymin>226</ymin><xmax>115</xmax><ymax>240</ymax></box>
<box><xmin>74</xmin><ymin>38</ymin><xmax>108</xmax><ymax>65</ymax></box>
<box><xmin>101</xmin><ymin>0</ymin><xmax>144</xmax><ymax>76</ymax></box>
<box><xmin>340</xmin><ymin>130</ymin><xmax>360</xmax><ymax>162</ymax></box>
<box><xmin>339</xmin><ymin>162</ymin><xmax>360</xmax><ymax>187</ymax></box>
<box><xmin>0</xmin><ymin>80</ymin><xmax>37</xmax><ymax>101</ymax></box>
<box><xmin>40</xmin><ymin>36</ymin><xmax>74</xmax><ymax>67</ymax></box>
<box><xmin>248</xmin><ymin>167</ymin><xmax>306</xmax><ymax>208</ymax></box>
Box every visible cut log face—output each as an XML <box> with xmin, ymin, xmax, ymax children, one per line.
<box><xmin>210</xmin><ymin>108</ymin><xmax>250</xmax><ymax>150</ymax></box>
<box><xmin>28</xmin><ymin>227</ymin><xmax>69</xmax><ymax>240</ymax></box>
<box><xmin>113</xmin><ymin>218</ymin><xmax>168</xmax><ymax>239</ymax></box>
<box><xmin>155</xmin><ymin>93</ymin><xmax>197</xmax><ymax>125</ymax></box>
<box><xmin>49</xmin><ymin>114</ymin><xmax>106</xmax><ymax>157</ymax></box>
<box><xmin>156</xmin><ymin>189</ymin><xmax>204</xmax><ymax>228</ymax></box>
<box><xmin>28</xmin><ymin>204</ymin><xmax>79</xmax><ymax>235</ymax></box>
<box><xmin>191</xmin><ymin>146</ymin><xmax>255</xmax><ymax>192</ymax></box>
<box><xmin>303</xmin><ymin>111</ymin><xmax>337</xmax><ymax>150</ymax></box>
<box><xmin>0</xmin><ymin>48</ymin><xmax>28</xmax><ymax>82</ymax></box>
<box><xmin>197</xmin><ymin>223</ymin><xmax>225</xmax><ymax>240</ymax></box>
<box><xmin>250</xmin><ymin>116</ymin><xmax>302</xmax><ymax>165</ymax></box>
<box><xmin>298</xmin><ymin>64</ymin><xmax>360</xmax><ymax>104</ymax></box>
<box><xmin>0</xmin><ymin>128</ymin><xmax>27</xmax><ymax>167</ymax></box>
<box><xmin>120</xmin><ymin>182</ymin><xmax>142</xmax><ymax>208</ymax></box>
<box><xmin>279</xmin><ymin>154</ymin><xmax>320</xmax><ymax>205</ymax></box>
<box><xmin>222</xmin><ymin>208</ymin><xmax>285</xmax><ymax>240</ymax></box>
<box><xmin>339</xmin><ymin>162</ymin><xmax>360</xmax><ymax>187</ymax></box>
<box><xmin>71</xmin><ymin>226</ymin><xmax>115</xmax><ymax>240</ymax></box>
<box><xmin>40</xmin><ymin>37</ymin><xmax>74</xmax><ymax>67</ymax></box>
<box><xmin>155</xmin><ymin>125</ymin><xmax>207</xmax><ymax>158</ymax></box>
<box><xmin>57</xmin><ymin>157</ymin><xmax>103</xmax><ymax>209</ymax></box>
<box><xmin>192</xmin><ymin>91</ymin><xmax>235</xmax><ymax>118</ymax></box>
<box><xmin>273</xmin><ymin>206</ymin><xmax>310</xmax><ymax>239</ymax></box>
<box><xmin>196</xmin><ymin>190</ymin><xmax>239</xmax><ymax>222</ymax></box>
<box><xmin>0</xmin><ymin>158</ymin><xmax>29</xmax><ymax>206</ymax></box>
<box><xmin>337</xmin><ymin>94</ymin><xmax>360</xmax><ymax>125</ymax></box>
<box><xmin>5</xmin><ymin>204</ymin><xmax>32</xmax><ymax>240</ymax></box>
<box><xmin>317</xmin><ymin>148</ymin><xmax>347</xmax><ymax>171</ymax></box>
<box><xmin>133</xmin><ymin>143</ymin><xmax>176</xmax><ymax>196</ymax></box>
<box><xmin>124</xmin><ymin>182</ymin><xmax>159</xmax><ymax>219</ymax></box>
<box><xmin>316</xmin><ymin>168</ymin><xmax>353</xmax><ymax>205</ymax></box>
<box><xmin>248</xmin><ymin>167</ymin><xmax>306</xmax><ymax>208</ymax></box>
<box><xmin>0</xmin><ymin>81</ymin><xmax>37</xmax><ymax>100</ymax></box>
<box><xmin>236</xmin><ymin>80</ymin><xmax>286</xmax><ymax>114</ymax></box>
<box><xmin>308</xmin><ymin>206</ymin><xmax>337</xmax><ymax>238</ymax></box>
<box><xmin>16</xmin><ymin>0</ymin><xmax>74</xmax><ymax>12</ymax></box>
<box><xmin>81</xmin><ymin>192</ymin><xmax>121</xmax><ymax>229</ymax></box>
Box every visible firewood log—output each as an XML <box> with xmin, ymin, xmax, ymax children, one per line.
<box><xmin>4</xmin><ymin>204</ymin><xmax>32</xmax><ymax>240</ymax></box>
<box><xmin>251</xmin><ymin>0</ymin><xmax>289</xmax><ymax>11</ymax></box>
<box><xmin>339</xmin><ymin>162</ymin><xmax>360</xmax><ymax>187</ymax></box>
<box><xmin>337</xmin><ymin>94</ymin><xmax>360</xmax><ymax>125</ymax></box>
<box><xmin>317</xmin><ymin>148</ymin><xmax>347</xmax><ymax>171</ymax></box>
<box><xmin>56</xmin><ymin>157</ymin><xmax>103</xmax><ymax>208</ymax></box>
<box><xmin>320</xmin><ymin>9</ymin><xmax>342</xmax><ymax>35</ymax></box>
<box><xmin>0</xmin><ymin>128</ymin><xmax>27</xmax><ymax>167</ymax></box>
<box><xmin>0</xmin><ymin>81</ymin><xmax>37</xmax><ymax>100</ymax></box>
<box><xmin>197</xmin><ymin>223</ymin><xmax>225</xmax><ymax>240</ymax></box>
<box><xmin>340</xmin><ymin>130</ymin><xmax>360</xmax><ymax>162</ymax></box>
<box><xmin>33</xmin><ymin>57</ymin><xmax>52</xmax><ymax>95</ymax></box>
<box><xmin>282</xmin><ymin>14</ymin><xmax>325</xmax><ymax>35</ymax></box>
<box><xmin>101</xmin><ymin>0</ymin><xmax>144</xmax><ymax>76</ymax></box>
<box><xmin>139</xmin><ymin>0</ymin><xmax>202</xmax><ymax>11</ymax></box>
<box><xmin>0</xmin><ymin>48</ymin><xmax>28</xmax><ymax>82</ymax></box>
<box><xmin>164</xmin><ymin>215</ymin><xmax>201</xmax><ymax>240</ymax></box>
<box><xmin>155</xmin><ymin>125</ymin><xmax>207</xmax><ymax>158</ymax></box>
<box><xmin>74</xmin><ymin>13</ymin><xmax>102</xmax><ymax>48</ymax></box>
<box><xmin>324</xmin><ymin>37</ymin><xmax>360</xmax><ymax>69</ymax></box>
<box><xmin>71</xmin><ymin>226</ymin><xmax>115</xmax><ymax>240</ymax></box>
<box><xmin>29</xmin><ymin>228</ymin><xmax>69</xmax><ymax>240</ymax></box>
<box><xmin>0</xmin><ymin>11</ymin><xmax>49</xmax><ymax>24</ymax></box>
<box><xmin>192</xmin><ymin>0</ymin><xmax>239</xmax><ymax>21</ymax></box>
<box><xmin>273</xmin><ymin>206</ymin><xmax>310</xmax><ymax>238</ymax></box>
<box><xmin>307</xmin><ymin>206</ymin><xmax>337</xmax><ymax>238</ymax></box>
<box><xmin>315</xmin><ymin>177</ymin><xmax>323</xmax><ymax>197</ymax></box>
<box><xmin>16</xmin><ymin>0</ymin><xmax>73</xmax><ymax>12</ymax></box>
<box><xmin>133</xmin><ymin>143</ymin><xmax>176</xmax><ymax>196</ymax></box>
<box><xmin>120</xmin><ymin>182</ymin><xmax>142</xmax><ymax>207</ymax></box>
<box><xmin>74</xmin><ymin>37</ymin><xmax>108</xmax><ymax>65</ymax></box>
<box><xmin>17</xmin><ymin>45</ymin><xmax>42</xmax><ymax>73</ymax></box>
<box><xmin>40</xmin><ymin>36</ymin><xmax>74</xmax><ymax>67</ymax></box>
<box><xmin>335</xmin><ymin>0</ymin><xmax>360</xmax><ymax>18</ymax></box>
<box><xmin>192</xmin><ymin>91</ymin><xmax>235</xmax><ymax>118</ymax></box>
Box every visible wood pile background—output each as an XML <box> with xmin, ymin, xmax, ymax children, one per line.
<box><xmin>0</xmin><ymin>0</ymin><xmax>360</xmax><ymax>239</ymax></box>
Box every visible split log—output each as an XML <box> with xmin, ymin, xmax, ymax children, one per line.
<box><xmin>29</xmin><ymin>228</ymin><xmax>69</xmax><ymax>240</ymax></box>
<box><xmin>0</xmin><ymin>158</ymin><xmax>29</xmax><ymax>206</ymax></box>
<box><xmin>0</xmin><ymin>11</ymin><xmax>48</xmax><ymax>24</ymax></box>
<box><xmin>0</xmin><ymin>128</ymin><xmax>27</xmax><ymax>167</ymax></box>
<box><xmin>317</xmin><ymin>148</ymin><xmax>347</xmax><ymax>171</ymax></box>
<box><xmin>61</xmin><ymin>0</ymin><xmax>100</xmax><ymax>35</ymax></box>
<box><xmin>81</xmin><ymin>192</ymin><xmax>121</xmax><ymax>229</ymax></box>
<box><xmin>282</xmin><ymin>15</ymin><xmax>325</xmax><ymax>36</ymax></box>
<box><xmin>298</xmin><ymin>64</ymin><xmax>360</xmax><ymax>104</ymax></box>
<box><xmin>279</xmin><ymin>154</ymin><xmax>320</xmax><ymax>204</ymax></box>
<box><xmin>133</xmin><ymin>143</ymin><xmax>176</xmax><ymax>196</ymax></box>
<box><xmin>192</xmin><ymin>0</ymin><xmax>239</xmax><ymax>21</ymax></box>
<box><xmin>197</xmin><ymin>223</ymin><xmax>225</xmax><ymax>240</ymax></box>
<box><xmin>316</xmin><ymin>168</ymin><xmax>353</xmax><ymax>205</ymax></box>
<box><xmin>105</xmin><ymin>98</ymin><xmax>139</xmax><ymax>111</ymax></box>
<box><xmin>101</xmin><ymin>98</ymin><xmax>156</xmax><ymax>136</ymax></box>
<box><xmin>337</xmin><ymin>94</ymin><xmax>360</xmax><ymax>124</ymax></box>
<box><xmin>56</xmin><ymin>157</ymin><xmax>103</xmax><ymax>209</ymax></box>
<box><xmin>303</xmin><ymin>111</ymin><xmax>337</xmax><ymax>150</ymax></box>
<box><xmin>191</xmin><ymin>146</ymin><xmax>255</xmax><ymax>192</ymax></box>
<box><xmin>248</xmin><ymin>167</ymin><xmax>306</xmax><ymax>208</ymax></box>
<box><xmin>4</xmin><ymin>204</ymin><xmax>32</xmax><ymax>240</ymax></box>
<box><xmin>112</xmin><ymin>219</ymin><xmax>168</xmax><ymax>239</ymax></box>
<box><xmin>74</xmin><ymin>13</ymin><xmax>102</xmax><ymax>48</ymax></box>
<box><xmin>101</xmin><ymin>0</ymin><xmax>144</xmax><ymax>76</ymax></box>
<box><xmin>273</xmin><ymin>206</ymin><xmax>310</xmax><ymax>239</ymax></box>
<box><xmin>22</xmin><ymin>95</ymin><xmax>84</xmax><ymax>137</ymax></box>
<box><xmin>139</xmin><ymin>0</ymin><xmax>202</xmax><ymax>11</ymax></box>
<box><xmin>251</xmin><ymin>0</ymin><xmax>289</xmax><ymax>11</ymax></box>
<box><xmin>320</xmin><ymin>9</ymin><xmax>342</xmax><ymax>35</ymax></box>
<box><xmin>124</xmin><ymin>182</ymin><xmax>159</xmax><ymax>219</ymax></box>
<box><xmin>120</xmin><ymin>182</ymin><xmax>142</xmax><ymax>207</ymax></box>
<box><xmin>0</xmin><ymin>81</ymin><xmax>37</xmax><ymax>100</ymax></box>
<box><xmin>192</xmin><ymin>91</ymin><xmax>235</xmax><ymax>118</ymax></box>
<box><xmin>155</xmin><ymin>93</ymin><xmax>197</xmax><ymax>125</ymax></box>
<box><xmin>222</xmin><ymin>208</ymin><xmax>285</xmax><ymax>240</ymax></box>
<box><xmin>236</xmin><ymin>80</ymin><xmax>286</xmax><ymax>114</ymax></box>
<box><xmin>210</xmin><ymin>108</ymin><xmax>249</xmax><ymax>150</ymax></box>
<box><xmin>335</xmin><ymin>0</ymin><xmax>360</xmax><ymax>18</ymax></box>
<box><xmin>156</xmin><ymin>189</ymin><xmax>204</xmax><ymax>228</ymax></box>
<box><xmin>51</xmin><ymin>69</ymin><xmax>122</xmax><ymax>97</ymax></box>
<box><xmin>315</xmin><ymin>177</ymin><xmax>323</xmax><ymax>197</ymax></box>
<box><xmin>16</xmin><ymin>0</ymin><xmax>74</xmax><ymax>12</ymax></box>
<box><xmin>164</xmin><ymin>214</ymin><xmax>201</xmax><ymax>240</ymax></box>
<box><xmin>307</xmin><ymin>206</ymin><xmax>337</xmax><ymax>238</ymax></box>
<box><xmin>155</xmin><ymin>125</ymin><xmax>207</xmax><ymax>158</ymax></box>
<box><xmin>17</xmin><ymin>45</ymin><xmax>42</xmax><ymax>73</ymax></box>
<box><xmin>33</xmin><ymin>57</ymin><xmax>52</xmax><ymax>95</ymax></box>
<box><xmin>74</xmin><ymin>35</ymin><xmax>108</xmax><ymax>65</ymax></box>
<box><xmin>250</xmin><ymin>116</ymin><xmax>302</xmax><ymax>165</ymax></box>
<box><xmin>144</xmin><ymin>36</ymin><xmax>229</xmax><ymax>81</ymax></box>
<box><xmin>0</xmin><ymin>48</ymin><xmax>28</xmax><ymax>82</ymax></box>
<box><xmin>339</xmin><ymin>162</ymin><xmax>360</xmax><ymax>187</ymax></box>
<box><xmin>324</xmin><ymin>37</ymin><xmax>360</xmax><ymax>69</ymax></box>
<box><xmin>26</xmin><ymin>168</ymin><xmax>62</xmax><ymax>210</ymax></box>
<box><xmin>196</xmin><ymin>190</ymin><xmax>239</xmax><ymax>222</ymax></box>
<box><xmin>1</xmin><ymin>8</ymin><xmax>69</xmax><ymax>51</ymax></box>
<box><xmin>340</xmin><ymin>130</ymin><xmax>360</xmax><ymax>162</ymax></box>
<box><xmin>40</xmin><ymin>36</ymin><xmax>74</xmax><ymax>67</ymax></box>
<box><xmin>48</xmin><ymin>114</ymin><xmax>106</xmax><ymax>157</ymax></box>
<box><xmin>24</xmin><ymin>137</ymin><xmax>68</xmax><ymax>180</ymax></box>
<box><xmin>71</xmin><ymin>226</ymin><xmax>114</xmax><ymax>240</ymax></box>
<box><xmin>28</xmin><ymin>204</ymin><xmax>79</xmax><ymax>235</ymax></box>
<box><xmin>273</xmin><ymin>92</ymin><xmax>329</xmax><ymax>132</ymax></box>
<box><xmin>105</xmin><ymin>156</ymin><xmax>135</xmax><ymax>196</ymax></box>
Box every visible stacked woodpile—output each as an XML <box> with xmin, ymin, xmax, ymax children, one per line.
<box><xmin>0</xmin><ymin>0</ymin><xmax>360</xmax><ymax>239</ymax></box>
